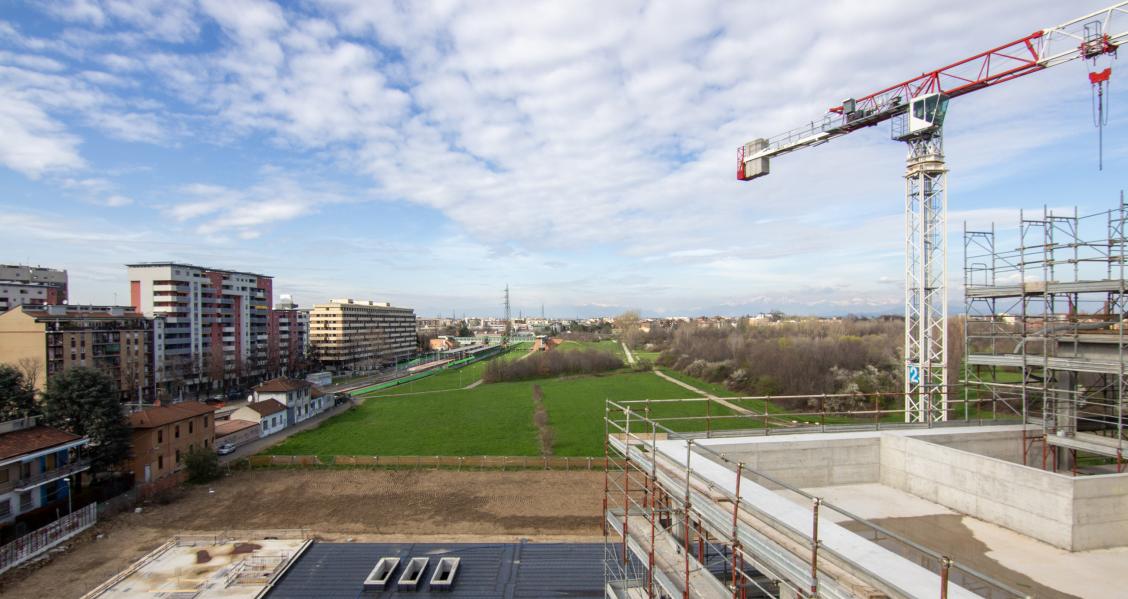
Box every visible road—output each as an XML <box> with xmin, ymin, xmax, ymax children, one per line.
<box><xmin>219</xmin><ymin>398</ymin><xmax>356</xmax><ymax>463</ymax></box>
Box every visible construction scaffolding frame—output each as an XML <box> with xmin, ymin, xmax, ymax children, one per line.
<box><xmin>963</xmin><ymin>195</ymin><xmax>1127</xmax><ymax>473</ymax></box>
<box><xmin>602</xmin><ymin>400</ymin><xmax>1026</xmax><ymax>599</ymax></box>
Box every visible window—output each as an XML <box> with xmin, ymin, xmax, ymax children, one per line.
<box><xmin>158</xmin><ymin>455</ymin><xmax>164</xmax><ymax>470</ymax></box>
<box><xmin>204</xmin><ymin>439</ymin><xmax>209</xmax><ymax>448</ymax></box>
<box><xmin>261</xmin><ymin>422</ymin><xmax>268</xmax><ymax>433</ymax></box>
<box><xmin>157</xmin><ymin>429</ymin><xmax>163</xmax><ymax>443</ymax></box>
<box><xmin>204</xmin><ymin>415</ymin><xmax>209</xmax><ymax>428</ymax></box>
<box><xmin>175</xmin><ymin>449</ymin><xmax>181</xmax><ymax>463</ymax></box>
<box><xmin>0</xmin><ymin>499</ymin><xmax>9</xmax><ymax>518</ymax></box>
<box><xmin>0</xmin><ymin>468</ymin><xmax>8</xmax><ymax>484</ymax></box>
<box><xmin>175</xmin><ymin>424</ymin><xmax>180</xmax><ymax>438</ymax></box>
<box><xmin>188</xmin><ymin>420</ymin><xmax>193</xmax><ymax>434</ymax></box>
<box><xmin>19</xmin><ymin>491</ymin><xmax>31</xmax><ymax>512</ymax></box>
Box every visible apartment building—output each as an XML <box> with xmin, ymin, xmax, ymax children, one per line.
<box><xmin>308</xmin><ymin>299</ymin><xmax>416</xmax><ymax>372</ymax></box>
<box><xmin>0</xmin><ymin>305</ymin><xmax>159</xmax><ymax>403</ymax></box>
<box><xmin>269</xmin><ymin>294</ymin><xmax>308</xmax><ymax>376</ymax></box>
<box><xmin>127</xmin><ymin>263</ymin><xmax>273</xmax><ymax>393</ymax></box>
<box><xmin>0</xmin><ymin>417</ymin><xmax>89</xmax><ymax>526</ymax></box>
<box><xmin>126</xmin><ymin>402</ymin><xmax>216</xmax><ymax>485</ymax></box>
<box><xmin>0</xmin><ymin>265</ymin><xmax>67</xmax><ymax>313</ymax></box>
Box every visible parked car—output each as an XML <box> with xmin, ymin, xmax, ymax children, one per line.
<box><xmin>216</xmin><ymin>443</ymin><xmax>237</xmax><ymax>455</ymax></box>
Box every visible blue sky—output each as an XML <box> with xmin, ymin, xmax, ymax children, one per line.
<box><xmin>1</xmin><ymin>1</ymin><xmax>1125</xmax><ymax>317</ymax></box>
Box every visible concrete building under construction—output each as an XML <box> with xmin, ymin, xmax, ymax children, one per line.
<box><xmin>602</xmin><ymin>200</ymin><xmax>1128</xmax><ymax>599</ymax></box>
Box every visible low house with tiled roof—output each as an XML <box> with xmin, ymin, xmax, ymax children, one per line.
<box><xmin>230</xmin><ymin>400</ymin><xmax>288</xmax><ymax>438</ymax></box>
<box><xmin>252</xmin><ymin>377</ymin><xmax>328</xmax><ymax>425</ymax></box>
<box><xmin>214</xmin><ymin>419</ymin><xmax>260</xmax><ymax>448</ymax></box>
<box><xmin>127</xmin><ymin>402</ymin><xmax>217</xmax><ymax>486</ymax></box>
<box><xmin>0</xmin><ymin>417</ymin><xmax>89</xmax><ymax>525</ymax></box>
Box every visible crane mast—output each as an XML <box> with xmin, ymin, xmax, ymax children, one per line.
<box><xmin>738</xmin><ymin>3</ymin><xmax>1126</xmax><ymax>424</ymax></box>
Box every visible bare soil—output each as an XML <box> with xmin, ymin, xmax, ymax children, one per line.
<box><xmin>0</xmin><ymin>469</ymin><xmax>604</xmax><ymax>599</ymax></box>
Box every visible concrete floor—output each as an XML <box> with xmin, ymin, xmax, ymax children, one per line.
<box><xmin>778</xmin><ymin>483</ymin><xmax>1128</xmax><ymax>599</ymax></box>
<box><xmin>88</xmin><ymin>537</ymin><xmax>307</xmax><ymax>598</ymax></box>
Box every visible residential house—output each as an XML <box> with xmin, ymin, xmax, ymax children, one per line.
<box><xmin>127</xmin><ymin>402</ymin><xmax>217</xmax><ymax>485</ymax></box>
<box><xmin>231</xmin><ymin>400</ymin><xmax>287</xmax><ymax>437</ymax></box>
<box><xmin>0</xmin><ymin>417</ymin><xmax>88</xmax><ymax>526</ymax></box>
<box><xmin>252</xmin><ymin>377</ymin><xmax>328</xmax><ymax>425</ymax></box>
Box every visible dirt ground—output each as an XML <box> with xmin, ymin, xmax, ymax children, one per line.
<box><xmin>0</xmin><ymin>469</ymin><xmax>605</xmax><ymax>599</ymax></box>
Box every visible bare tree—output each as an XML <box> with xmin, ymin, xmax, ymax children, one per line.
<box><xmin>16</xmin><ymin>357</ymin><xmax>43</xmax><ymax>395</ymax></box>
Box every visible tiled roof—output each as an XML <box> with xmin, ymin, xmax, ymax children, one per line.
<box><xmin>0</xmin><ymin>426</ymin><xmax>84</xmax><ymax>461</ymax></box>
<box><xmin>128</xmin><ymin>402</ymin><xmax>217</xmax><ymax>429</ymax></box>
<box><xmin>245</xmin><ymin>399</ymin><xmax>287</xmax><ymax>417</ymax></box>
<box><xmin>255</xmin><ymin>377</ymin><xmax>313</xmax><ymax>393</ymax></box>
<box><xmin>215</xmin><ymin>419</ymin><xmax>259</xmax><ymax>436</ymax></box>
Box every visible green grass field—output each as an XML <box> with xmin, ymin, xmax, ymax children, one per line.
<box><xmin>268</xmin><ymin>366</ymin><xmax>724</xmax><ymax>457</ymax></box>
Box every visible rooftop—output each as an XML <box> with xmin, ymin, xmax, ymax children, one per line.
<box><xmin>244</xmin><ymin>399</ymin><xmax>287</xmax><ymax>417</ymax></box>
<box><xmin>255</xmin><ymin>377</ymin><xmax>313</xmax><ymax>393</ymax></box>
<box><xmin>0</xmin><ymin>425</ymin><xmax>83</xmax><ymax>462</ymax></box>
<box><xmin>215</xmin><ymin>419</ymin><xmax>260</xmax><ymax>436</ymax></box>
<box><xmin>125</xmin><ymin>262</ymin><xmax>270</xmax><ymax>278</ymax></box>
<box><xmin>128</xmin><ymin>402</ymin><xmax>217</xmax><ymax>429</ymax></box>
<box><xmin>266</xmin><ymin>542</ymin><xmax>604</xmax><ymax>598</ymax></box>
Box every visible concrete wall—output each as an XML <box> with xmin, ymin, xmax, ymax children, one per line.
<box><xmin>880</xmin><ymin>433</ymin><xmax>1077</xmax><ymax>549</ymax></box>
<box><xmin>700</xmin><ymin>432</ymin><xmax>881</xmax><ymax>490</ymax></box>
<box><xmin>700</xmin><ymin>426</ymin><xmax>1126</xmax><ymax>551</ymax></box>
<box><xmin>1072</xmin><ymin>473</ymin><xmax>1128</xmax><ymax>550</ymax></box>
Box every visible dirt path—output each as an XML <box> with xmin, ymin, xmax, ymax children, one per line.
<box><xmin>652</xmin><ymin>369</ymin><xmax>753</xmax><ymax>415</ymax></box>
<box><xmin>0</xmin><ymin>469</ymin><xmax>604</xmax><ymax>599</ymax></box>
<box><xmin>621</xmin><ymin>341</ymin><xmax>636</xmax><ymax>365</ymax></box>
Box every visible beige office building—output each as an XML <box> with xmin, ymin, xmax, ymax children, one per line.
<box><xmin>308</xmin><ymin>299</ymin><xmax>416</xmax><ymax>372</ymax></box>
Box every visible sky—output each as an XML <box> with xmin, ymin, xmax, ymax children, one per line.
<box><xmin>1</xmin><ymin>1</ymin><xmax>1125</xmax><ymax>318</ymax></box>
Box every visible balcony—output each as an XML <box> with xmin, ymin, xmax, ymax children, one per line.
<box><xmin>12</xmin><ymin>459</ymin><xmax>92</xmax><ymax>493</ymax></box>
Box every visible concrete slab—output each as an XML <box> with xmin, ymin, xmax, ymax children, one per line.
<box><xmin>776</xmin><ymin>482</ymin><xmax>1128</xmax><ymax>599</ymax></box>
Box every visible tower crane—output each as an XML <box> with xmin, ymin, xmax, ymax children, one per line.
<box><xmin>738</xmin><ymin>3</ymin><xmax>1127</xmax><ymax>424</ymax></box>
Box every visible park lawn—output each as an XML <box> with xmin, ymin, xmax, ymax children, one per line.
<box><xmin>537</xmin><ymin>371</ymin><xmax>697</xmax><ymax>456</ymax></box>
<box><xmin>268</xmin><ymin>381</ymin><xmax>539</xmax><ymax>457</ymax></box>
<box><xmin>633</xmin><ymin>350</ymin><xmax>661</xmax><ymax>362</ymax></box>
<box><xmin>557</xmin><ymin>339</ymin><xmax>625</xmax><ymax>358</ymax></box>
<box><xmin>267</xmin><ymin>369</ymin><xmax>754</xmax><ymax>458</ymax></box>
<box><xmin>356</xmin><ymin>345</ymin><xmax>529</xmax><ymax>397</ymax></box>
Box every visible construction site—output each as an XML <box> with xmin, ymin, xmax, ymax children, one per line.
<box><xmin>604</xmin><ymin>3</ymin><xmax>1128</xmax><ymax>599</ymax></box>
<box><xmin>3</xmin><ymin>4</ymin><xmax>1125</xmax><ymax>599</ymax></box>
<box><xmin>601</xmin><ymin>202</ymin><xmax>1128</xmax><ymax>597</ymax></box>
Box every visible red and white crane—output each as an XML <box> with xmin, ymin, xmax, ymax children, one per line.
<box><xmin>738</xmin><ymin>3</ymin><xmax>1127</xmax><ymax>424</ymax></box>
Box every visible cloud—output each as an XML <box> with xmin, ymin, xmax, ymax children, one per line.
<box><xmin>0</xmin><ymin>95</ymin><xmax>85</xmax><ymax>177</ymax></box>
<box><xmin>0</xmin><ymin>0</ymin><xmax>1121</xmax><ymax>314</ymax></box>
<box><xmin>165</xmin><ymin>176</ymin><xmax>348</xmax><ymax>238</ymax></box>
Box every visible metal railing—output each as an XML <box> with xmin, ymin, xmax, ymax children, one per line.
<box><xmin>0</xmin><ymin>503</ymin><xmax>96</xmax><ymax>575</ymax></box>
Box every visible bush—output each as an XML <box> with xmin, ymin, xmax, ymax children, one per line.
<box><xmin>184</xmin><ymin>447</ymin><xmax>221</xmax><ymax>484</ymax></box>
<box><xmin>483</xmin><ymin>349</ymin><xmax>623</xmax><ymax>382</ymax></box>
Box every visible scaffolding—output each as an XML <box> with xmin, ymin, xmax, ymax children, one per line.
<box><xmin>602</xmin><ymin>401</ymin><xmax>1025</xmax><ymax>599</ymax></box>
<box><xmin>963</xmin><ymin>195</ymin><xmax>1127</xmax><ymax>473</ymax></box>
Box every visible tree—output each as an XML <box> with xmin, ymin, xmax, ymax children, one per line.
<box><xmin>183</xmin><ymin>447</ymin><xmax>221</xmax><ymax>484</ymax></box>
<box><xmin>0</xmin><ymin>364</ymin><xmax>36</xmax><ymax>421</ymax></box>
<box><xmin>41</xmin><ymin>368</ymin><xmax>131</xmax><ymax>476</ymax></box>
<box><xmin>457</xmin><ymin>322</ymin><xmax>472</xmax><ymax>337</ymax></box>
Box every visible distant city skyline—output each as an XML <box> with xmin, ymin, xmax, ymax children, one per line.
<box><xmin>2</xmin><ymin>1</ymin><xmax>1125</xmax><ymax>318</ymax></box>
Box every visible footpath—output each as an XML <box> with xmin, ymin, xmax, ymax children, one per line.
<box><xmin>652</xmin><ymin>369</ymin><xmax>754</xmax><ymax>416</ymax></box>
